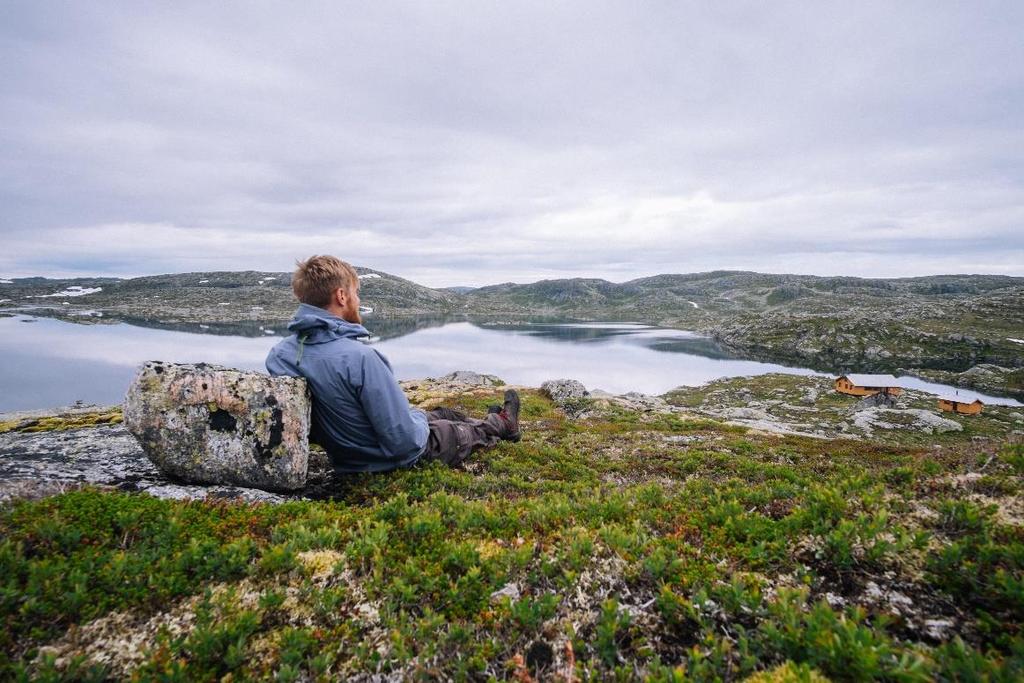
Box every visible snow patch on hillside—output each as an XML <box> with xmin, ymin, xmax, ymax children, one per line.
<box><xmin>36</xmin><ymin>286</ymin><xmax>102</xmax><ymax>298</ymax></box>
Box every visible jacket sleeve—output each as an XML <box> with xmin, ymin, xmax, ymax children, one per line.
<box><xmin>357</xmin><ymin>349</ymin><xmax>429</xmax><ymax>460</ymax></box>
<box><xmin>265</xmin><ymin>348</ymin><xmax>289</xmax><ymax>377</ymax></box>
<box><xmin>265</xmin><ymin>342</ymin><xmax>300</xmax><ymax>378</ymax></box>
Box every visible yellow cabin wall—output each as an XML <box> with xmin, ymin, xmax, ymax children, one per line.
<box><xmin>938</xmin><ymin>400</ymin><xmax>983</xmax><ymax>415</ymax></box>
<box><xmin>834</xmin><ymin>378</ymin><xmax>901</xmax><ymax>397</ymax></box>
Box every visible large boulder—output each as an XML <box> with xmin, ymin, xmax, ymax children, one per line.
<box><xmin>541</xmin><ymin>379</ymin><xmax>593</xmax><ymax>418</ymax></box>
<box><xmin>852</xmin><ymin>392</ymin><xmax>898</xmax><ymax>412</ymax></box>
<box><xmin>436</xmin><ymin>370</ymin><xmax>504</xmax><ymax>387</ymax></box>
<box><xmin>540</xmin><ymin>379</ymin><xmax>589</xmax><ymax>403</ymax></box>
<box><xmin>123</xmin><ymin>362</ymin><xmax>311</xmax><ymax>491</ymax></box>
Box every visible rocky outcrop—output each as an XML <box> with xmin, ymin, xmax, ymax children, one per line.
<box><xmin>0</xmin><ymin>429</ymin><xmax>267</xmax><ymax>504</ymax></box>
<box><xmin>658</xmin><ymin>373</ymin><xmax>1023</xmax><ymax>441</ymax></box>
<box><xmin>849</xmin><ymin>408</ymin><xmax>963</xmax><ymax>435</ymax></box>
<box><xmin>702</xmin><ymin>405</ymin><xmax>826</xmax><ymax>437</ymax></box>
<box><xmin>400</xmin><ymin>371</ymin><xmax>511</xmax><ymax>409</ymax></box>
<box><xmin>434</xmin><ymin>370</ymin><xmax>504</xmax><ymax>387</ymax></box>
<box><xmin>541</xmin><ymin>379</ymin><xmax>590</xmax><ymax>403</ymax></box>
<box><xmin>852</xmin><ymin>392</ymin><xmax>899</xmax><ymax>411</ymax></box>
<box><xmin>951</xmin><ymin>364</ymin><xmax>1021</xmax><ymax>399</ymax></box>
<box><xmin>123</xmin><ymin>362</ymin><xmax>311</xmax><ymax>491</ymax></box>
<box><xmin>960</xmin><ymin>364</ymin><xmax>1014</xmax><ymax>386</ymax></box>
<box><xmin>902</xmin><ymin>364</ymin><xmax>1024</xmax><ymax>401</ymax></box>
<box><xmin>0</xmin><ymin>415</ymin><xmax>339</xmax><ymax>504</ymax></box>
<box><xmin>541</xmin><ymin>379</ymin><xmax>593</xmax><ymax>418</ymax></box>
<box><xmin>595</xmin><ymin>390</ymin><xmax>672</xmax><ymax>413</ymax></box>
<box><xmin>710</xmin><ymin>290</ymin><xmax>1024</xmax><ymax>378</ymax></box>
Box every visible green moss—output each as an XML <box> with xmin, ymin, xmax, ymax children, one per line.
<box><xmin>1006</xmin><ymin>369</ymin><xmax>1024</xmax><ymax>392</ymax></box>
<box><xmin>743</xmin><ymin>661</ymin><xmax>830</xmax><ymax>682</ymax></box>
<box><xmin>0</xmin><ymin>409</ymin><xmax>123</xmax><ymax>434</ymax></box>
<box><xmin>437</xmin><ymin>388</ymin><xmax>557</xmax><ymax>421</ymax></box>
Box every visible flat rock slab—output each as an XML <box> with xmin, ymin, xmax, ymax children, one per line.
<box><xmin>0</xmin><ymin>424</ymin><xmax>297</xmax><ymax>503</ymax></box>
<box><xmin>0</xmin><ymin>421</ymin><xmax>342</xmax><ymax>505</ymax></box>
<box><xmin>123</xmin><ymin>362</ymin><xmax>311</xmax><ymax>492</ymax></box>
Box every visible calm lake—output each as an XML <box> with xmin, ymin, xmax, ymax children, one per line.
<box><xmin>0</xmin><ymin>313</ymin><xmax>1019</xmax><ymax>412</ymax></box>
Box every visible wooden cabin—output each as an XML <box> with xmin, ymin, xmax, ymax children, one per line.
<box><xmin>937</xmin><ymin>395</ymin><xmax>984</xmax><ymax>415</ymax></box>
<box><xmin>834</xmin><ymin>374</ymin><xmax>903</xmax><ymax>397</ymax></box>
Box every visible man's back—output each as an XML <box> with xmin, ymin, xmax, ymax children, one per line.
<box><xmin>266</xmin><ymin>303</ymin><xmax>428</xmax><ymax>472</ymax></box>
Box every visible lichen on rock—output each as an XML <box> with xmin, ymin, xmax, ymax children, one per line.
<box><xmin>541</xmin><ymin>379</ymin><xmax>590</xmax><ymax>403</ymax></box>
<box><xmin>123</xmin><ymin>362</ymin><xmax>311</xmax><ymax>491</ymax></box>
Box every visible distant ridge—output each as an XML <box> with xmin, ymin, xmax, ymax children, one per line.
<box><xmin>4</xmin><ymin>268</ymin><xmax>1022</xmax><ymax>396</ymax></box>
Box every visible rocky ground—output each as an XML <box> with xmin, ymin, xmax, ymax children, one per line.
<box><xmin>707</xmin><ymin>308</ymin><xmax>1024</xmax><ymax>399</ymax></box>
<box><xmin>1</xmin><ymin>373</ymin><xmax>1022</xmax><ymax>679</ymax></box>
<box><xmin>905</xmin><ymin>364</ymin><xmax>1024</xmax><ymax>402</ymax></box>
<box><xmin>662</xmin><ymin>374</ymin><xmax>1024</xmax><ymax>445</ymax></box>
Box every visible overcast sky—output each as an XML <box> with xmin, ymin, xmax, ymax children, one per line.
<box><xmin>2</xmin><ymin>2</ymin><xmax>1022</xmax><ymax>286</ymax></box>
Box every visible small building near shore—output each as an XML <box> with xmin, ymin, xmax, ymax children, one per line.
<box><xmin>937</xmin><ymin>395</ymin><xmax>984</xmax><ymax>415</ymax></box>
<box><xmin>834</xmin><ymin>374</ymin><xmax>903</xmax><ymax>397</ymax></box>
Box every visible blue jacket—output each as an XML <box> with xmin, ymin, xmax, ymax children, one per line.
<box><xmin>265</xmin><ymin>304</ymin><xmax>428</xmax><ymax>472</ymax></box>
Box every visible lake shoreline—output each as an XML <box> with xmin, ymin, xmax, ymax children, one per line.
<box><xmin>2</xmin><ymin>312</ymin><xmax>1022</xmax><ymax>415</ymax></box>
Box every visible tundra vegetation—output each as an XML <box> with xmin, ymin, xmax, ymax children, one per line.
<box><xmin>1</xmin><ymin>385</ymin><xmax>1022</xmax><ymax>681</ymax></box>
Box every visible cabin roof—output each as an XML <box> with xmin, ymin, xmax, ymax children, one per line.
<box><xmin>839</xmin><ymin>374</ymin><xmax>901</xmax><ymax>387</ymax></box>
<box><xmin>937</xmin><ymin>394</ymin><xmax>984</xmax><ymax>405</ymax></box>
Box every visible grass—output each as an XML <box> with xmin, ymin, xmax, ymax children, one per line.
<box><xmin>1</xmin><ymin>392</ymin><xmax>1023</xmax><ymax>680</ymax></box>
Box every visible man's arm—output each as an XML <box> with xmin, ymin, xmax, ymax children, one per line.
<box><xmin>265</xmin><ymin>343</ymin><xmax>300</xmax><ymax>377</ymax></box>
<box><xmin>357</xmin><ymin>349</ymin><xmax>429</xmax><ymax>460</ymax></box>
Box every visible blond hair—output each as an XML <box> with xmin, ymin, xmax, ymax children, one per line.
<box><xmin>291</xmin><ymin>255</ymin><xmax>359</xmax><ymax>308</ymax></box>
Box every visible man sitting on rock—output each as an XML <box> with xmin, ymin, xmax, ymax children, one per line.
<box><xmin>266</xmin><ymin>255</ymin><xmax>521</xmax><ymax>473</ymax></box>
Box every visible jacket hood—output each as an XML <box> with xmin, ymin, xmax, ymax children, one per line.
<box><xmin>287</xmin><ymin>303</ymin><xmax>370</xmax><ymax>344</ymax></box>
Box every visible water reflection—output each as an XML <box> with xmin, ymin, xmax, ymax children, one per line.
<box><xmin>379</xmin><ymin>321</ymin><xmax>818</xmax><ymax>396</ymax></box>
<box><xmin>485</xmin><ymin>321</ymin><xmax>743</xmax><ymax>360</ymax></box>
<box><xmin>0</xmin><ymin>314</ymin><xmax>1019</xmax><ymax>412</ymax></box>
<box><xmin>34</xmin><ymin>312</ymin><xmax>459</xmax><ymax>342</ymax></box>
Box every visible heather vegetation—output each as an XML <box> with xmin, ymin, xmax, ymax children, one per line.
<box><xmin>2</xmin><ymin>389</ymin><xmax>1022</xmax><ymax>680</ymax></box>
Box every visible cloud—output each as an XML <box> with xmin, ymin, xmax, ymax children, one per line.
<box><xmin>1</xmin><ymin>1</ymin><xmax>1022</xmax><ymax>285</ymax></box>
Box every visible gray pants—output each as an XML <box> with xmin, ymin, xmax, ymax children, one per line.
<box><xmin>420</xmin><ymin>407</ymin><xmax>507</xmax><ymax>466</ymax></box>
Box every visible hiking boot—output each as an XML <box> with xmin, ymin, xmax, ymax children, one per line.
<box><xmin>497</xmin><ymin>389</ymin><xmax>521</xmax><ymax>442</ymax></box>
